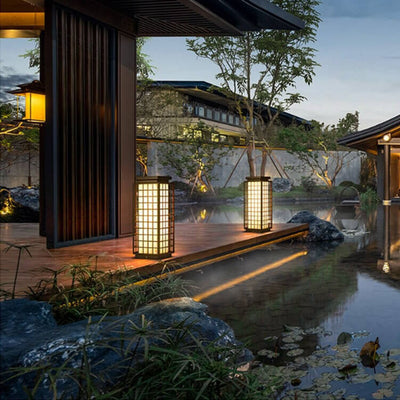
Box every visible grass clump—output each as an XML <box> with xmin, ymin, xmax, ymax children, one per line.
<box><xmin>26</xmin><ymin>262</ymin><xmax>190</xmax><ymax>324</ymax></box>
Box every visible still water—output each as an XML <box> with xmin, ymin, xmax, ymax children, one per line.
<box><xmin>178</xmin><ymin>202</ymin><xmax>400</xmax><ymax>399</ymax></box>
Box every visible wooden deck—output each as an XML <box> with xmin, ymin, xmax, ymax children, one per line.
<box><xmin>0</xmin><ymin>222</ymin><xmax>308</xmax><ymax>297</ymax></box>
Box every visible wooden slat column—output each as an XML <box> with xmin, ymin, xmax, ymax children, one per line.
<box><xmin>117</xmin><ymin>33</ymin><xmax>136</xmax><ymax>237</ymax></box>
<box><xmin>44</xmin><ymin>3</ymin><xmax>117</xmax><ymax>247</ymax></box>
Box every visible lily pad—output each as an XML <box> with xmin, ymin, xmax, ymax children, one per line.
<box><xmin>287</xmin><ymin>348</ymin><xmax>304</xmax><ymax>357</ymax></box>
<box><xmin>337</xmin><ymin>332</ymin><xmax>353</xmax><ymax>345</ymax></box>
<box><xmin>372</xmin><ymin>388</ymin><xmax>393</xmax><ymax>399</ymax></box>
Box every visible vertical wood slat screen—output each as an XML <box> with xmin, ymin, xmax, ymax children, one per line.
<box><xmin>55</xmin><ymin>6</ymin><xmax>116</xmax><ymax>245</ymax></box>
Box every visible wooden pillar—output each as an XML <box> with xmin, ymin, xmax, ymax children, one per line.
<box><xmin>117</xmin><ymin>33</ymin><xmax>136</xmax><ymax>237</ymax></box>
<box><xmin>383</xmin><ymin>144</ymin><xmax>391</xmax><ymax>206</ymax></box>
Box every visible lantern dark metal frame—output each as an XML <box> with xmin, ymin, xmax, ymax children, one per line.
<box><xmin>244</xmin><ymin>176</ymin><xmax>273</xmax><ymax>233</ymax></box>
<box><xmin>134</xmin><ymin>176</ymin><xmax>175</xmax><ymax>259</ymax></box>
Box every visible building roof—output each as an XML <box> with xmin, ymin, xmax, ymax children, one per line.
<box><xmin>1</xmin><ymin>0</ymin><xmax>304</xmax><ymax>38</ymax></box>
<box><xmin>149</xmin><ymin>80</ymin><xmax>309</xmax><ymax>126</ymax></box>
<box><xmin>338</xmin><ymin>114</ymin><xmax>400</xmax><ymax>153</ymax></box>
<box><xmin>106</xmin><ymin>0</ymin><xmax>304</xmax><ymax>36</ymax></box>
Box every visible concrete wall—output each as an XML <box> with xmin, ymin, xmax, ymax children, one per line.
<box><xmin>0</xmin><ymin>153</ymin><xmax>39</xmax><ymax>188</ymax></box>
<box><xmin>147</xmin><ymin>142</ymin><xmax>361</xmax><ymax>187</ymax></box>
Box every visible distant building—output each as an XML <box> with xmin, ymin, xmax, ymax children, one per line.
<box><xmin>137</xmin><ymin>80</ymin><xmax>309</xmax><ymax>146</ymax></box>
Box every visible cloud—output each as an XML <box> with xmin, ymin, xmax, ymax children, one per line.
<box><xmin>0</xmin><ymin>68</ymin><xmax>37</xmax><ymax>102</ymax></box>
<box><xmin>320</xmin><ymin>0</ymin><xmax>400</xmax><ymax>19</ymax></box>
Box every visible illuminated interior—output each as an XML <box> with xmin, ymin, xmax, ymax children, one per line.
<box><xmin>244</xmin><ymin>177</ymin><xmax>272</xmax><ymax>232</ymax></box>
<box><xmin>134</xmin><ymin>176</ymin><xmax>174</xmax><ymax>258</ymax></box>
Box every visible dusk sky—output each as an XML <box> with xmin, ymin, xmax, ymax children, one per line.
<box><xmin>1</xmin><ymin>0</ymin><xmax>399</xmax><ymax>130</ymax></box>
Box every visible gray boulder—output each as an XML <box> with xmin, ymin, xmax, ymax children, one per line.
<box><xmin>10</xmin><ymin>186</ymin><xmax>39</xmax><ymax>212</ymax></box>
<box><xmin>0</xmin><ymin>297</ymin><xmax>252</xmax><ymax>399</ymax></box>
<box><xmin>272</xmin><ymin>178</ymin><xmax>292</xmax><ymax>193</ymax></box>
<box><xmin>288</xmin><ymin>210</ymin><xmax>344</xmax><ymax>242</ymax></box>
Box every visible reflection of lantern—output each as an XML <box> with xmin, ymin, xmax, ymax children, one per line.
<box><xmin>9</xmin><ymin>80</ymin><xmax>45</xmax><ymax>123</ymax></box>
<box><xmin>134</xmin><ymin>176</ymin><xmax>174</xmax><ymax>259</ymax></box>
<box><xmin>244</xmin><ymin>176</ymin><xmax>272</xmax><ymax>232</ymax></box>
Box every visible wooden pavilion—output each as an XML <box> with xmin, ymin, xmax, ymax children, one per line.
<box><xmin>338</xmin><ymin>115</ymin><xmax>400</xmax><ymax>205</ymax></box>
<box><xmin>1</xmin><ymin>0</ymin><xmax>304</xmax><ymax>249</ymax></box>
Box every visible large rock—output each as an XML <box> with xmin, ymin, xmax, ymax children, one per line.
<box><xmin>288</xmin><ymin>210</ymin><xmax>344</xmax><ymax>242</ymax></box>
<box><xmin>10</xmin><ymin>186</ymin><xmax>39</xmax><ymax>212</ymax></box>
<box><xmin>0</xmin><ymin>297</ymin><xmax>252</xmax><ymax>399</ymax></box>
<box><xmin>272</xmin><ymin>178</ymin><xmax>292</xmax><ymax>193</ymax></box>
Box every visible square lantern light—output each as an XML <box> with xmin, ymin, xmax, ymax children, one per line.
<box><xmin>244</xmin><ymin>176</ymin><xmax>272</xmax><ymax>232</ymax></box>
<box><xmin>9</xmin><ymin>80</ymin><xmax>45</xmax><ymax>124</ymax></box>
<box><xmin>134</xmin><ymin>176</ymin><xmax>175</xmax><ymax>259</ymax></box>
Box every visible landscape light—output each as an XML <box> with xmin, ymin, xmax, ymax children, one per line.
<box><xmin>244</xmin><ymin>176</ymin><xmax>272</xmax><ymax>232</ymax></box>
<box><xmin>134</xmin><ymin>176</ymin><xmax>174</xmax><ymax>259</ymax></box>
<box><xmin>9</xmin><ymin>80</ymin><xmax>45</xmax><ymax>124</ymax></box>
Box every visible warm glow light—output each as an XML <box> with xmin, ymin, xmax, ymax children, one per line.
<box><xmin>194</xmin><ymin>251</ymin><xmax>308</xmax><ymax>301</ymax></box>
<box><xmin>9</xmin><ymin>81</ymin><xmax>46</xmax><ymax>123</ymax></box>
<box><xmin>244</xmin><ymin>177</ymin><xmax>272</xmax><ymax>232</ymax></box>
<box><xmin>134</xmin><ymin>177</ymin><xmax>174</xmax><ymax>258</ymax></box>
<box><xmin>382</xmin><ymin>261</ymin><xmax>390</xmax><ymax>273</ymax></box>
<box><xmin>383</xmin><ymin>134</ymin><xmax>391</xmax><ymax>142</ymax></box>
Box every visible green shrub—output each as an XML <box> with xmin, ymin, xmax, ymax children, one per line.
<box><xmin>300</xmin><ymin>176</ymin><xmax>316</xmax><ymax>193</ymax></box>
<box><xmin>360</xmin><ymin>187</ymin><xmax>379</xmax><ymax>210</ymax></box>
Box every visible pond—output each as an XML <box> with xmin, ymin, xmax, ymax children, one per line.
<box><xmin>179</xmin><ymin>202</ymin><xmax>400</xmax><ymax>399</ymax></box>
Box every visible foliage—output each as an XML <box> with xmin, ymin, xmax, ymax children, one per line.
<box><xmin>158</xmin><ymin>121</ymin><xmax>233</xmax><ymax>194</ymax></box>
<box><xmin>136</xmin><ymin>38</ymin><xmax>154</xmax><ymax>80</ymax></box>
<box><xmin>20</xmin><ymin>38</ymin><xmax>40</xmax><ymax>73</ymax></box>
<box><xmin>136</xmin><ymin>85</ymin><xmax>189</xmax><ymax>139</ymax></box>
<box><xmin>300</xmin><ymin>176</ymin><xmax>317</xmax><ymax>193</ymax></box>
<box><xmin>360</xmin><ymin>187</ymin><xmax>379</xmax><ymax>211</ymax></box>
<box><xmin>25</xmin><ymin>262</ymin><xmax>190</xmax><ymax>324</ymax></box>
<box><xmin>359</xmin><ymin>154</ymin><xmax>377</xmax><ymax>190</ymax></box>
<box><xmin>0</xmin><ymin>102</ymin><xmax>40</xmax><ymax>173</ymax></box>
<box><xmin>3</xmin><ymin>320</ymin><xmax>265</xmax><ymax>400</ymax></box>
<box><xmin>278</xmin><ymin>112</ymin><xmax>361</xmax><ymax>188</ymax></box>
<box><xmin>186</xmin><ymin>0</ymin><xmax>321</xmax><ymax>176</ymax></box>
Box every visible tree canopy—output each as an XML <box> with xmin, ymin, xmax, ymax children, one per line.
<box><xmin>186</xmin><ymin>0</ymin><xmax>321</xmax><ymax>176</ymax></box>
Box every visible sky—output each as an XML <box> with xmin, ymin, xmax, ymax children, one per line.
<box><xmin>0</xmin><ymin>0</ymin><xmax>399</xmax><ymax>130</ymax></box>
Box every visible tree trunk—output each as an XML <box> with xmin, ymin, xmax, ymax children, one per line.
<box><xmin>247</xmin><ymin>144</ymin><xmax>256</xmax><ymax>177</ymax></box>
<box><xmin>260</xmin><ymin>147</ymin><xmax>268</xmax><ymax>176</ymax></box>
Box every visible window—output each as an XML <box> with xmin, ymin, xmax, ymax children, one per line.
<box><xmin>198</xmin><ymin>106</ymin><xmax>205</xmax><ymax>117</ymax></box>
<box><xmin>228</xmin><ymin>114</ymin><xmax>234</xmax><ymax>124</ymax></box>
<box><xmin>221</xmin><ymin>112</ymin><xmax>227</xmax><ymax>123</ymax></box>
<box><xmin>234</xmin><ymin>116</ymin><xmax>240</xmax><ymax>126</ymax></box>
<box><xmin>214</xmin><ymin>110</ymin><xmax>220</xmax><ymax>121</ymax></box>
<box><xmin>206</xmin><ymin>108</ymin><xmax>213</xmax><ymax>119</ymax></box>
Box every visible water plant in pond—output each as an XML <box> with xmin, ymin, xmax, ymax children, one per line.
<box><xmin>258</xmin><ymin>326</ymin><xmax>400</xmax><ymax>399</ymax></box>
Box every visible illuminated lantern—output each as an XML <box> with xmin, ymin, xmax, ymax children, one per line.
<box><xmin>9</xmin><ymin>80</ymin><xmax>45</xmax><ymax>123</ymax></box>
<box><xmin>244</xmin><ymin>176</ymin><xmax>272</xmax><ymax>232</ymax></box>
<box><xmin>134</xmin><ymin>176</ymin><xmax>175</xmax><ymax>259</ymax></box>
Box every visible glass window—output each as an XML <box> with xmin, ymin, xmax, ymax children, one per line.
<box><xmin>206</xmin><ymin>108</ymin><xmax>213</xmax><ymax>119</ymax></box>
<box><xmin>221</xmin><ymin>112</ymin><xmax>227</xmax><ymax>123</ymax></box>
<box><xmin>228</xmin><ymin>114</ymin><xmax>234</xmax><ymax>124</ymax></box>
<box><xmin>198</xmin><ymin>106</ymin><xmax>205</xmax><ymax>117</ymax></box>
<box><xmin>214</xmin><ymin>110</ymin><xmax>220</xmax><ymax>121</ymax></box>
<box><xmin>234</xmin><ymin>116</ymin><xmax>240</xmax><ymax>126</ymax></box>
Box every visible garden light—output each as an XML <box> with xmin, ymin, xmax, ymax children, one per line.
<box><xmin>134</xmin><ymin>176</ymin><xmax>174</xmax><ymax>259</ymax></box>
<box><xmin>244</xmin><ymin>176</ymin><xmax>272</xmax><ymax>232</ymax></box>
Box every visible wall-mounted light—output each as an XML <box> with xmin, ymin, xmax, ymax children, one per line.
<box><xmin>9</xmin><ymin>80</ymin><xmax>45</xmax><ymax>124</ymax></box>
<box><xmin>244</xmin><ymin>176</ymin><xmax>272</xmax><ymax>232</ymax></box>
<box><xmin>382</xmin><ymin>133</ymin><xmax>391</xmax><ymax>142</ymax></box>
<box><xmin>134</xmin><ymin>176</ymin><xmax>174</xmax><ymax>259</ymax></box>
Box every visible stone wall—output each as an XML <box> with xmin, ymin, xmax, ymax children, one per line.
<box><xmin>0</xmin><ymin>153</ymin><xmax>39</xmax><ymax>188</ymax></box>
<box><xmin>147</xmin><ymin>142</ymin><xmax>362</xmax><ymax>187</ymax></box>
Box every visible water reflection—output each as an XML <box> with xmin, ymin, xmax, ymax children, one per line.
<box><xmin>181</xmin><ymin>202</ymin><xmax>400</xmax><ymax>350</ymax></box>
<box><xmin>182</xmin><ymin>202</ymin><xmax>400</xmax><ymax>397</ymax></box>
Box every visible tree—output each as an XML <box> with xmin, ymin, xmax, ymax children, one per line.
<box><xmin>21</xmin><ymin>38</ymin><xmax>40</xmax><ymax>74</ymax></box>
<box><xmin>278</xmin><ymin>112</ymin><xmax>360</xmax><ymax>188</ymax></box>
<box><xmin>186</xmin><ymin>0</ymin><xmax>320</xmax><ymax>177</ymax></box>
<box><xmin>0</xmin><ymin>103</ymin><xmax>39</xmax><ymax>185</ymax></box>
<box><xmin>158</xmin><ymin>121</ymin><xmax>232</xmax><ymax>194</ymax></box>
